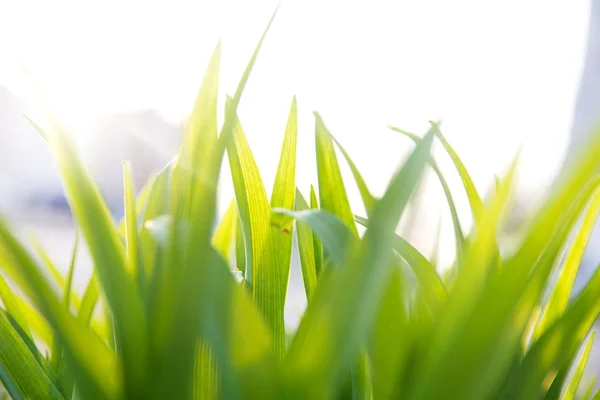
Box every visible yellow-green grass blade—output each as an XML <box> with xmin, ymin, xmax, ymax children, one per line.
<box><xmin>28</xmin><ymin>116</ymin><xmax>148</xmax><ymax>399</ymax></box>
<box><xmin>123</xmin><ymin>161</ymin><xmax>140</xmax><ymax>281</ymax></box>
<box><xmin>235</xmin><ymin>209</ymin><xmax>246</xmax><ymax>273</ymax></box>
<box><xmin>283</xmin><ymin>129</ymin><xmax>434</xmax><ymax>398</ymax></box>
<box><xmin>117</xmin><ymin>170</ymin><xmax>156</xmax><ymax>236</ymax></box>
<box><xmin>173</xmin><ymin>43</ymin><xmax>221</xmax><ymax>220</ymax></box>
<box><xmin>270</xmin><ymin>96</ymin><xmax>298</xmax><ymax>230</ymax></box>
<box><xmin>429</xmin><ymin>121</ymin><xmax>484</xmax><ymax>222</ymax></box>
<box><xmin>0</xmin><ymin>218</ymin><xmax>121</xmax><ymax>399</ymax></box>
<box><xmin>407</xmin><ymin>159</ymin><xmax>517</xmax><ymax>400</ymax></box>
<box><xmin>310</xmin><ymin>185</ymin><xmax>323</xmax><ymax>276</ymax></box>
<box><xmin>370</xmin><ymin>259</ymin><xmax>410</xmax><ymax>400</ymax></box>
<box><xmin>563</xmin><ymin>331</ymin><xmax>595</xmax><ymax>400</ymax></box>
<box><xmin>138</xmin><ymin>162</ymin><xmax>172</xmax><ymax>284</ymax></box>
<box><xmin>582</xmin><ymin>379</ymin><xmax>597</xmax><ymax>400</ymax></box>
<box><xmin>500</xmin><ymin>261</ymin><xmax>600</xmax><ymax>400</ymax></box>
<box><xmin>227</xmin><ymin>112</ymin><xmax>286</xmax><ymax>357</ymax></box>
<box><xmin>294</xmin><ymin>189</ymin><xmax>318</xmax><ymax>299</ymax></box>
<box><xmin>212</xmin><ymin>199</ymin><xmax>237</xmax><ymax>264</ymax></box>
<box><xmin>534</xmin><ymin>187</ymin><xmax>600</xmax><ymax>340</ymax></box>
<box><xmin>30</xmin><ymin>240</ymin><xmax>80</xmax><ymax>310</ymax></box>
<box><xmin>389</xmin><ymin>124</ymin><xmax>465</xmax><ymax>266</ymax></box>
<box><xmin>422</xmin><ymin>148</ymin><xmax>600</xmax><ymax>400</ymax></box>
<box><xmin>155</xmin><ymin>9</ymin><xmax>279</xmax><ymax>397</ymax></box>
<box><xmin>62</xmin><ymin>232</ymin><xmax>78</xmax><ymax>309</ymax></box>
<box><xmin>50</xmin><ymin>230</ymin><xmax>79</xmax><ymax>381</ymax></box>
<box><xmin>0</xmin><ymin>310</ymin><xmax>66</xmax><ymax>400</ymax></box>
<box><xmin>193</xmin><ymin>340</ymin><xmax>219</xmax><ymax>400</ymax></box>
<box><xmin>0</xmin><ymin>273</ymin><xmax>31</xmax><ymax>339</ymax></box>
<box><xmin>477</xmin><ymin>181</ymin><xmax>600</xmax><ymax>400</ymax></box>
<box><xmin>315</xmin><ymin>113</ymin><xmax>358</xmax><ymax>236</ymax></box>
<box><xmin>355</xmin><ymin>215</ymin><xmax>446</xmax><ymax>310</ymax></box>
<box><xmin>331</xmin><ymin>135</ymin><xmax>376</xmax><ymax>215</ymax></box>
<box><xmin>269</xmin><ymin>97</ymin><xmax>299</xmax><ymax>306</ymax></box>
<box><xmin>15</xmin><ymin>297</ymin><xmax>53</xmax><ymax>347</ymax></box>
<box><xmin>200</xmin><ymin>249</ymin><xmax>280</xmax><ymax>397</ymax></box>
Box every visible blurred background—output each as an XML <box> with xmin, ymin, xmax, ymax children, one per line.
<box><xmin>0</xmin><ymin>0</ymin><xmax>598</xmax><ymax>364</ymax></box>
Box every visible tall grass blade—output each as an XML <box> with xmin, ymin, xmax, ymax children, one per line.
<box><xmin>228</xmin><ymin>112</ymin><xmax>286</xmax><ymax>356</ymax></box>
<box><xmin>389</xmin><ymin>124</ymin><xmax>465</xmax><ymax>266</ymax></box>
<box><xmin>283</xmin><ymin>129</ymin><xmax>434</xmax><ymax>398</ymax></box>
<box><xmin>534</xmin><ymin>187</ymin><xmax>600</xmax><ymax>339</ymax></box>
<box><xmin>563</xmin><ymin>331</ymin><xmax>595</xmax><ymax>400</ymax></box>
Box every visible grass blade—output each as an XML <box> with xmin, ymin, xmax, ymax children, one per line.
<box><xmin>123</xmin><ymin>161</ymin><xmax>140</xmax><ymax>279</ymax></box>
<box><xmin>283</xmin><ymin>129</ymin><xmax>434</xmax><ymax>398</ymax></box>
<box><xmin>563</xmin><ymin>330</ymin><xmax>595</xmax><ymax>400</ymax></box>
<box><xmin>294</xmin><ymin>189</ymin><xmax>318</xmax><ymax>299</ymax></box>
<box><xmin>331</xmin><ymin>135</ymin><xmax>376</xmax><ymax>215</ymax></box>
<box><xmin>228</xmin><ymin>112</ymin><xmax>286</xmax><ymax>356</ymax></box>
<box><xmin>28</xmin><ymin>116</ymin><xmax>148</xmax><ymax>399</ymax></box>
<box><xmin>315</xmin><ymin>113</ymin><xmax>358</xmax><ymax>235</ymax></box>
<box><xmin>355</xmin><ymin>215</ymin><xmax>446</xmax><ymax>309</ymax></box>
<box><xmin>0</xmin><ymin>310</ymin><xmax>66</xmax><ymax>400</ymax></box>
<box><xmin>534</xmin><ymin>187</ymin><xmax>600</xmax><ymax>339</ymax></box>
<box><xmin>212</xmin><ymin>199</ymin><xmax>237</xmax><ymax>263</ymax></box>
<box><xmin>310</xmin><ymin>185</ymin><xmax>323</xmax><ymax>276</ymax></box>
<box><xmin>0</xmin><ymin>218</ymin><xmax>121</xmax><ymax>399</ymax></box>
<box><xmin>389</xmin><ymin>124</ymin><xmax>465</xmax><ymax>267</ymax></box>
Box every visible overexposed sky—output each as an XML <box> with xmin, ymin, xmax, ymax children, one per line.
<box><xmin>0</xmin><ymin>1</ymin><xmax>592</xmax><ymax>263</ymax></box>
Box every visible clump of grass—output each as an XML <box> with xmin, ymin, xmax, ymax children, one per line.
<box><xmin>1</xmin><ymin>8</ymin><xmax>600</xmax><ymax>399</ymax></box>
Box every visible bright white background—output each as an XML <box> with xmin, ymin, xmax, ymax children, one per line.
<box><xmin>0</xmin><ymin>1</ymin><xmax>591</xmax><ymax>267</ymax></box>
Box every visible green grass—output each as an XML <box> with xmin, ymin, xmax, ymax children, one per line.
<box><xmin>1</xmin><ymin>8</ymin><xmax>600</xmax><ymax>399</ymax></box>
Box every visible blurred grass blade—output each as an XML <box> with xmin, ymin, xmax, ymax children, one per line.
<box><xmin>389</xmin><ymin>124</ymin><xmax>465</xmax><ymax>266</ymax></box>
<box><xmin>331</xmin><ymin>135</ymin><xmax>376</xmax><ymax>215</ymax></box>
<box><xmin>212</xmin><ymin>199</ymin><xmax>237</xmax><ymax>263</ymax></box>
<box><xmin>284</xmin><ymin>129</ymin><xmax>434</xmax><ymax>398</ymax></box>
<box><xmin>355</xmin><ymin>215</ymin><xmax>446</xmax><ymax>309</ymax></box>
<box><xmin>62</xmin><ymin>232</ymin><xmax>78</xmax><ymax>308</ymax></box>
<box><xmin>563</xmin><ymin>330</ymin><xmax>595</xmax><ymax>400</ymax></box>
<box><xmin>0</xmin><ymin>218</ymin><xmax>121</xmax><ymax>399</ymax></box>
<box><xmin>0</xmin><ymin>273</ymin><xmax>31</xmax><ymax>339</ymax></box>
<box><xmin>28</xmin><ymin>116</ymin><xmax>148</xmax><ymax>399</ymax></box>
<box><xmin>370</xmin><ymin>258</ymin><xmax>409</xmax><ymax>399</ymax></box>
<box><xmin>123</xmin><ymin>161</ymin><xmax>140</xmax><ymax>279</ymax></box>
<box><xmin>429</xmin><ymin>121</ymin><xmax>484</xmax><ymax>221</ymax></box>
<box><xmin>407</xmin><ymin>158</ymin><xmax>517</xmax><ymax>400</ymax></box>
<box><xmin>534</xmin><ymin>187</ymin><xmax>600</xmax><ymax>340</ymax></box>
<box><xmin>0</xmin><ymin>310</ymin><xmax>66</xmax><ymax>400</ymax></box>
